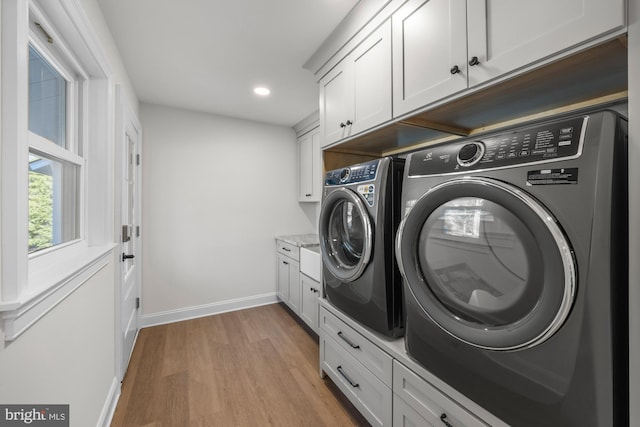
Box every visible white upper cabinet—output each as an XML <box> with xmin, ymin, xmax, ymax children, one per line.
<box><xmin>393</xmin><ymin>0</ymin><xmax>626</xmax><ymax>118</ymax></box>
<box><xmin>298</xmin><ymin>127</ymin><xmax>322</xmax><ymax>202</ymax></box>
<box><xmin>321</xmin><ymin>64</ymin><xmax>353</xmax><ymax>145</ymax></box>
<box><xmin>392</xmin><ymin>0</ymin><xmax>468</xmax><ymax>117</ymax></box>
<box><xmin>320</xmin><ymin>19</ymin><xmax>392</xmax><ymax>147</ymax></box>
<box><xmin>466</xmin><ymin>0</ymin><xmax>626</xmax><ymax>87</ymax></box>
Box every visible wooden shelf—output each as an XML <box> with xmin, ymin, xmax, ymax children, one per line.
<box><xmin>324</xmin><ymin>36</ymin><xmax>628</xmax><ymax>165</ymax></box>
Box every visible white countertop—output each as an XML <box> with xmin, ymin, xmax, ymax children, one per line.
<box><xmin>275</xmin><ymin>233</ymin><xmax>319</xmax><ymax>247</ymax></box>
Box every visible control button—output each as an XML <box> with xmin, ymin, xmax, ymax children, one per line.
<box><xmin>519</xmin><ymin>151</ymin><xmax>530</xmax><ymax>157</ymax></box>
<box><xmin>560</xmin><ymin>127</ymin><xmax>574</xmax><ymax>134</ymax></box>
<box><xmin>457</xmin><ymin>142</ymin><xmax>485</xmax><ymax>167</ymax></box>
<box><xmin>507</xmin><ymin>152</ymin><xmax>517</xmax><ymax>159</ymax></box>
<box><xmin>339</xmin><ymin>168</ymin><xmax>350</xmax><ymax>183</ymax></box>
<box><xmin>496</xmin><ymin>154</ymin><xmax>506</xmax><ymax>160</ymax></box>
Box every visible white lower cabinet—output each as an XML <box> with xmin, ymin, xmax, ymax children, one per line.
<box><xmin>393</xmin><ymin>361</ymin><xmax>489</xmax><ymax>427</ymax></box>
<box><xmin>320</xmin><ymin>307</ymin><xmax>393</xmax><ymax>426</ymax></box>
<box><xmin>300</xmin><ymin>274</ymin><xmax>320</xmax><ymax>332</ymax></box>
<box><xmin>320</xmin><ymin>303</ymin><xmax>503</xmax><ymax>427</ymax></box>
<box><xmin>321</xmin><ymin>335</ymin><xmax>393</xmax><ymax>427</ymax></box>
<box><xmin>276</xmin><ymin>240</ymin><xmax>300</xmax><ymax>313</ymax></box>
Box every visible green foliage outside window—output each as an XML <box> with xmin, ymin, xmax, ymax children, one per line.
<box><xmin>29</xmin><ymin>171</ymin><xmax>53</xmax><ymax>252</ymax></box>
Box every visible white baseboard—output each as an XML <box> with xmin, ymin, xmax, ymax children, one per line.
<box><xmin>138</xmin><ymin>292</ymin><xmax>279</xmax><ymax>328</ymax></box>
<box><xmin>97</xmin><ymin>376</ymin><xmax>120</xmax><ymax>427</ymax></box>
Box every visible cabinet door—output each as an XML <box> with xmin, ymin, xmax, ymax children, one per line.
<box><xmin>351</xmin><ymin>19</ymin><xmax>392</xmax><ymax>135</ymax></box>
<box><xmin>300</xmin><ymin>275</ymin><xmax>319</xmax><ymax>332</ymax></box>
<box><xmin>276</xmin><ymin>253</ymin><xmax>290</xmax><ymax>301</ymax></box>
<box><xmin>466</xmin><ymin>0</ymin><xmax>626</xmax><ymax>87</ymax></box>
<box><xmin>393</xmin><ymin>0</ymin><xmax>468</xmax><ymax>117</ymax></box>
<box><xmin>298</xmin><ymin>127</ymin><xmax>322</xmax><ymax>202</ymax></box>
<box><xmin>320</xmin><ymin>62</ymin><xmax>354</xmax><ymax>147</ymax></box>
<box><xmin>287</xmin><ymin>260</ymin><xmax>300</xmax><ymax>313</ymax></box>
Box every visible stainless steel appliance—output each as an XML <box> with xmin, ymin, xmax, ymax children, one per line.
<box><xmin>320</xmin><ymin>157</ymin><xmax>405</xmax><ymax>338</ymax></box>
<box><xmin>396</xmin><ymin>111</ymin><xmax>628</xmax><ymax>426</ymax></box>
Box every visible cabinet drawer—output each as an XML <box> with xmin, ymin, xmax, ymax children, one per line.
<box><xmin>393</xmin><ymin>361</ymin><xmax>489</xmax><ymax>427</ymax></box>
<box><xmin>276</xmin><ymin>240</ymin><xmax>299</xmax><ymax>261</ymax></box>
<box><xmin>394</xmin><ymin>394</ymin><xmax>437</xmax><ymax>427</ymax></box>
<box><xmin>321</xmin><ymin>335</ymin><xmax>392</xmax><ymax>427</ymax></box>
<box><xmin>319</xmin><ymin>307</ymin><xmax>393</xmax><ymax>386</ymax></box>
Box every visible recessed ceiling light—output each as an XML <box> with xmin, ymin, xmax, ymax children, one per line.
<box><xmin>254</xmin><ymin>87</ymin><xmax>271</xmax><ymax>96</ymax></box>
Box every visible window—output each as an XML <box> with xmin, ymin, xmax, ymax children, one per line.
<box><xmin>1</xmin><ymin>0</ymin><xmax>114</xmax><ymax>341</ymax></box>
<box><xmin>27</xmin><ymin>44</ymin><xmax>82</xmax><ymax>253</ymax></box>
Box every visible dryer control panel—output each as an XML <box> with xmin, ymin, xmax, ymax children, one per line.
<box><xmin>324</xmin><ymin>159</ymin><xmax>380</xmax><ymax>185</ymax></box>
<box><xmin>408</xmin><ymin>116</ymin><xmax>587</xmax><ymax>177</ymax></box>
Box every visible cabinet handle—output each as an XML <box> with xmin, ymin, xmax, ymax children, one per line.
<box><xmin>339</xmin><ymin>122</ymin><xmax>346</xmax><ymax>128</ymax></box>
<box><xmin>337</xmin><ymin>366</ymin><xmax>359</xmax><ymax>388</ymax></box>
<box><xmin>122</xmin><ymin>253</ymin><xmax>135</xmax><ymax>261</ymax></box>
<box><xmin>440</xmin><ymin>413</ymin><xmax>454</xmax><ymax>427</ymax></box>
<box><xmin>345</xmin><ymin>120</ymin><xmax>353</xmax><ymax>126</ymax></box>
<box><xmin>305</xmin><ymin>193</ymin><xmax>312</xmax><ymax>197</ymax></box>
<box><xmin>450</xmin><ymin>65</ymin><xmax>460</xmax><ymax>74</ymax></box>
<box><xmin>468</xmin><ymin>56</ymin><xmax>480</xmax><ymax>66</ymax></box>
<box><xmin>283</xmin><ymin>261</ymin><xmax>289</xmax><ymax>265</ymax></box>
<box><xmin>281</xmin><ymin>247</ymin><xmax>291</xmax><ymax>252</ymax></box>
<box><xmin>337</xmin><ymin>331</ymin><xmax>360</xmax><ymax>349</ymax></box>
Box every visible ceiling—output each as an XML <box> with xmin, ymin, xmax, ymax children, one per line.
<box><xmin>96</xmin><ymin>0</ymin><xmax>359</xmax><ymax>127</ymax></box>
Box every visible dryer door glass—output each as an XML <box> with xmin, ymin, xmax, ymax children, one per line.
<box><xmin>320</xmin><ymin>188</ymin><xmax>373</xmax><ymax>282</ymax></box>
<box><xmin>418</xmin><ymin>197</ymin><xmax>539</xmax><ymax>326</ymax></box>
<box><xmin>397</xmin><ymin>178</ymin><xmax>576</xmax><ymax>350</ymax></box>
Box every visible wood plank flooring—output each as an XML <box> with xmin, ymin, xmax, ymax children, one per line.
<box><xmin>111</xmin><ymin>303</ymin><xmax>369</xmax><ymax>426</ymax></box>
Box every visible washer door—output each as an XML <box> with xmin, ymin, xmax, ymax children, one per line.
<box><xmin>396</xmin><ymin>177</ymin><xmax>576</xmax><ymax>350</ymax></box>
<box><xmin>320</xmin><ymin>187</ymin><xmax>373</xmax><ymax>282</ymax></box>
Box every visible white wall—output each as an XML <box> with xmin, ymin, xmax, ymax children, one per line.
<box><xmin>139</xmin><ymin>103</ymin><xmax>316</xmax><ymax>320</ymax></box>
<box><xmin>76</xmin><ymin>0</ymin><xmax>139</xmax><ymax>115</ymax></box>
<box><xmin>0</xmin><ymin>0</ymin><xmax>139</xmax><ymax>425</ymax></box>
<box><xmin>0</xmin><ymin>260</ymin><xmax>116</xmax><ymax>427</ymax></box>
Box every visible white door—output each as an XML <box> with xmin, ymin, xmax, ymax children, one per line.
<box><xmin>117</xmin><ymin>92</ymin><xmax>142</xmax><ymax>379</ymax></box>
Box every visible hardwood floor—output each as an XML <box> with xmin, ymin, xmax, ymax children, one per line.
<box><xmin>111</xmin><ymin>303</ymin><xmax>369</xmax><ymax>426</ymax></box>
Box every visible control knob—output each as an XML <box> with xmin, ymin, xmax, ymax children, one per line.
<box><xmin>339</xmin><ymin>168</ymin><xmax>350</xmax><ymax>183</ymax></box>
<box><xmin>457</xmin><ymin>142</ymin><xmax>485</xmax><ymax>167</ymax></box>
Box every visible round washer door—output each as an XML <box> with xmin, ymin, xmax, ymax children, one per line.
<box><xmin>396</xmin><ymin>177</ymin><xmax>576</xmax><ymax>350</ymax></box>
<box><xmin>320</xmin><ymin>187</ymin><xmax>373</xmax><ymax>282</ymax></box>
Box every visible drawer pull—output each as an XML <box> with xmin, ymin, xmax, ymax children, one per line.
<box><xmin>337</xmin><ymin>331</ymin><xmax>360</xmax><ymax>349</ymax></box>
<box><xmin>281</xmin><ymin>247</ymin><xmax>291</xmax><ymax>252</ymax></box>
<box><xmin>337</xmin><ymin>366</ymin><xmax>359</xmax><ymax>388</ymax></box>
<box><xmin>440</xmin><ymin>413</ymin><xmax>454</xmax><ymax>427</ymax></box>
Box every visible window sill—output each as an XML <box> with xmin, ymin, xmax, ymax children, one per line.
<box><xmin>0</xmin><ymin>243</ymin><xmax>116</xmax><ymax>341</ymax></box>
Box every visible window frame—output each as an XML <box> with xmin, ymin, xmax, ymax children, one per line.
<box><xmin>27</xmin><ymin>27</ymin><xmax>87</xmax><ymax>257</ymax></box>
<box><xmin>0</xmin><ymin>0</ymin><xmax>116</xmax><ymax>341</ymax></box>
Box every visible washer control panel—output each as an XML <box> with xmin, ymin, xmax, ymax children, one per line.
<box><xmin>325</xmin><ymin>159</ymin><xmax>380</xmax><ymax>186</ymax></box>
<box><xmin>408</xmin><ymin>116</ymin><xmax>587</xmax><ymax>177</ymax></box>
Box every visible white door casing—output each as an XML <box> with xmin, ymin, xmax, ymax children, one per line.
<box><xmin>115</xmin><ymin>87</ymin><xmax>142</xmax><ymax>380</ymax></box>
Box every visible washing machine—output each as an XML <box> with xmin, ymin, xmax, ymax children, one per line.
<box><xmin>395</xmin><ymin>111</ymin><xmax>628</xmax><ymax>426</ymax></box>
<box><xmin>320</xmin><ymin>157</ymin><xmax>405</xmax><ymax>338</ymax></box>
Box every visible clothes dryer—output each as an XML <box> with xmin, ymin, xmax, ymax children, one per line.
<box><xmin>320</xmin><ymin>157</ymin><xmax>405</xmax><ymax>338</ymax></box>
<box><xmin>395</xmin><ymin>111</ymin><xmax>628</xmax><ymax>426</ymax></box>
